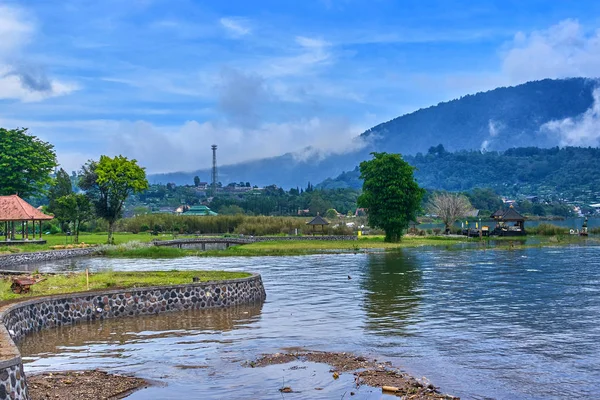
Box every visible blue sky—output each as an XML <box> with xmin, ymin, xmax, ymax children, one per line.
<box><xmin>2</xmin><ymin>0</ymin><xmax>600</xmax><ymax>174</ymax></box>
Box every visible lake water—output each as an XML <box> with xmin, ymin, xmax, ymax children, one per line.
<box><xmin>419</xmin><ymin>217</ymin><xmax>600</xmax><ymax>231</ymax></box>
<box><xmin>17</xmin><ymin>245</ymin><xmax>600</xmax><ymax>399</ymax></box>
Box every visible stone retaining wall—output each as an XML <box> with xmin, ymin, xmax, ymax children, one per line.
<box><xmin>0</xmin><ymin>273</ymin><xmax>266</xmax><ymax>400</ymax></box>
<box><xmin>0</xmin><ymin>248</ymin><xmax>97</xmax><ymax>270</ymax></box>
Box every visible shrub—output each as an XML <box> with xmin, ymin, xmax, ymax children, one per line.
<box><xmin>528</xmin><ymin>223</ymin><xmax>569</xmax><ymax>235</ymax></box>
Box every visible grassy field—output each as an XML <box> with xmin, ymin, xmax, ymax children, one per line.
<box><xmin>2</xmin><ymin>232</ymin><xmax>596</xmax><ymax>259</ymax></box>
<box><xmin>0</xmin><ymin>232</ymin><xmax>201</xmax><ymax>254</ymax></box>
<box><xmin>95</xmin><ymin>235</ymin><xmax>470</xmax><ymax>258</ymax></box>
<box><xmin>0</xmin><ymin>270</ymin><xmax>250</xmax><ymax>302</ymax></box>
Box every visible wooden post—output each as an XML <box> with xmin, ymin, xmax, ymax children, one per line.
<box><xmin>86</xmin><ymin>268</ymin><xmax>90</xmax><ymax>290</ymax></box>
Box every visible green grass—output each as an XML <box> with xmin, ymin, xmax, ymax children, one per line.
<box><xmin>0</xmin><ymin>232</ymin><xmax>214</xmax><ymax>254</ymax></box>
<box><xmin>0</xmin><ymin>270</ymin><xmax>250</xmax><ymax>302</ymax></box>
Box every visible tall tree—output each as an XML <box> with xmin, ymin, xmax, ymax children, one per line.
<box><xmin>193</xmin><ymin>176</ymin><xmax>200</xmax><ymax>187</ymax></box>
<box><xmin>0</xmin><ymin>127</ymin><xmax>57</xmax><ymax>197</ymax></box>
<box><xmin>79</xmin><ymin>155</ymin><xmax>148</xmax><ymax>244</ymax></box>
<box><xmin>357</xmin><ymin>152</ymin><xmax>424</xmax><ymax>242</ymax></box>
<box><xmin>47</xmin><ymin>168</ymin><xmax>73</xmax><ymax>213</ymax></box>
<box><xmin>54</xmin><ymin>193</ymin><xmax>93</xmax><ymax>243</ymax></box>
<box><xmin>428</xmin><ymin>192</ymin><xmax>473</xmax><ymax>233</ymax></box>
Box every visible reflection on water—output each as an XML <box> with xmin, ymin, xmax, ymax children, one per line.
<box><xmin>19</xmin><ymin>304</ymin><xmax>263</xmax><ymax>356</ymax></box>
<box><xmin>16</xmin><ymin>248</ymin><xmax>600</xmax><ymax>399</ymax></box>
<box><xmin>362</xmin><ymin>251</ymin><xmax>422</xmax><ymax>336</ymax></box>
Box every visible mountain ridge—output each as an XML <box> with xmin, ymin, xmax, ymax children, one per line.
<box><xmin>150</xmin><ymin>77</ymin><xmax>599</xmax><ymax>188</ymax></box>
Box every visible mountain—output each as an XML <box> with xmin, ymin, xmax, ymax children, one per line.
<box><xmin>150</xmin><ymin>78</ymin><xmax>599</xmax><ymax>188</ymax></box>
<box><xmin>317</xmin><ymin>146</ymin><xmax>600</xmax><ymax>202</ymax></box>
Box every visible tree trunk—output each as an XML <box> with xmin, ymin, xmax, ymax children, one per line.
<box><xmin>107</xmin><ymin>221</ymin><xmax>115</xmax><ymax>244</ymax></box>
<box><xmin>74</xmin><ymin>220</ymin><xmax>80</xmax><ymax>244</ymax></box>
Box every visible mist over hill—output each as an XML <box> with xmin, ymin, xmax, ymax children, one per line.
<box><xmin>150</xmin><ymin>78</ymin><xmax>599</xmax><ymax>188</ymax></box>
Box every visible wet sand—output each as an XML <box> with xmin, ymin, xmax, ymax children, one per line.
<box><xmin>28</xmin><ymin>370</ymin><xmax>149</xmax><ymax>400</ymax></box>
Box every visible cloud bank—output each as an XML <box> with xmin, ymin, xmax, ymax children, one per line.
<box><xmin>503</xmin><ymin>19</ymin><xmax>600</xmax><ymax>83</ymax></box>
<box><xmin>541</xmin><ymin>88</ymin><xmax>600</xmax><ymax>147</ymax></box>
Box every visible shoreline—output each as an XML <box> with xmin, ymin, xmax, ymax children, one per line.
<box><xmin>27</xmin><ymin>370</ymin><xmax>150</xmax><ymax>400</ymax></box>
<box><xmin>245</xmin><ymin>351</ymin><xmax>459</xmax><ymax>399</ymax></box>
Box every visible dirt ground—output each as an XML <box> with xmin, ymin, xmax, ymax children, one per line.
<box><xmin>244</xmin><ymin>351</ymin><xmax>459</xmax><ymax>399</ymax></box>
<box><xmin>27</xmin><ymin>370</ymin><xmax>149</xmax><ymax>400</ymax></box>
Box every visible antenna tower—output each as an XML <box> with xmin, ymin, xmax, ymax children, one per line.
<box><xmin>211</xmin><ymin>144</ymin><xmax>218</xmax><ymax>195</ymax></box>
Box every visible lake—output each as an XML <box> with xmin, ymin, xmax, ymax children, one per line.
<box><xmin>418</xmin><ymin>217</ymin><xmax>600</xmax><ymax>231</ymax></box>
<box><xmin>17</xmin><ymin>245</ymin><xmax>600</xmax><ymax>399</ymax></box>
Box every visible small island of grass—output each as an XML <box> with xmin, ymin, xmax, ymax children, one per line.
<box><xmin>0</xmin><ymin>270</ymin><xmax>251</xmax><ymax>302</ymax></box>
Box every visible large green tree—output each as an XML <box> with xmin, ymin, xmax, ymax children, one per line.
<box><xmin>357</xmin><ymin>152</ymin><xmax>424</xmax><ymax>242</ymax></box>
<box><xmin>54</xmin><ymin>193</ymin><xmax>93</xmax><ymax>243</ymax></box>
<box><xmin>0</xmin><ymin>127</ymin><xmax>57</xmax><ymax>197</ymax></box>
<box><xmin>79</xmin><ymin>155</ymin><xmax>148</xmax><ymax>244</ymax></box>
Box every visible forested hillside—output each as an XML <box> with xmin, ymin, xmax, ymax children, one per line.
<box><xmin>151</xmin><ymin>78</ymin><xmax>599</xmax><ymax>188</ymax></box>
<box><xmin>318</xmin><ymin>146</ymin><xmax>600</xmax><ymax>202</ymax></box>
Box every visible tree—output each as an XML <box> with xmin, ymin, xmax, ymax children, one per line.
<box><xmin>219</xmin><ymin>204</ymin><xmax>245</xmax><ymax>215</ymax></box>
<box><xmin>324</xmin><ymin>208</ymin><xmax>338</xmax><ymax>219</ymax></box>
<box><xmin>79</xmin><ymin>155</ymin><xmax>148</xmax><ymax>244</ymax></box>
<box><xmin>0</xmin><ymin>127</ymin><xmax>57</xmax><ymax>197</ymax></box>
<box><xmin>48</xmin><ymin>168</ymin><xmax>73</xmax><ymax>214</ymax></box>
<box><xmin>357</xmin><ymin>153</ymin><xmax>424</xmax><ymax>242</ymax></box>
<box><xmin>428</xmin><ymin>192</ymin><xmax>472</xmax><ymax>233</ymax></box>
<box><xmin>54</xmin><ymin>193</ymin><xmax>93</xmax><ymax>243</ymax></box>
<box><xmin>194</xmin><ymin>176</ymin><xmax>200</xmax><ymax>187</ymax></box>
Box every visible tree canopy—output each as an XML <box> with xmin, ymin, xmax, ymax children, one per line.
<box><xmin>0</xmin><ymin>127</ymin><xmax>57</xmax><ymax>198</ymax></box>
<box><xmin>54</xmin><ymin>193</ymin><xmax>93</xmax><ymax>243</ymax></box>
<box><xmin>47</xmin><ymin>168</ymin><xmax>73</xmax><ymax>213</ymax></box>
<box><xmin>79</xmin><ymin>155</ymin><xmax>148</xmax><ymax>243</ymax></box>
<box><xmin>357</xmin><ymin>152</ymin><xmax>424</xmax><ymax>242</ymax></box>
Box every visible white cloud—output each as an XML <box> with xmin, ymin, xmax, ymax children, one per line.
<box><xmin>0</xmin><ymin>65</ymin><xmax>78</xmax><ymax>102</ymax></box>
<box><xmin>0</xmin><ymin>4</ymin><xmax>33</xmax><ymax>56</ymax></box>
<box><xmin>219</xmin><ymin>17</ymin><xmax>251</xmax><ymax>37</ymax></box>
<box><xmin>264</xmin><ymin>36</ymin><xmax>332</xmax><ymax>78</ymax></box>
<box><xmin>0</xmin><ymin>4</ymin><xmax>78</xmax><ymax>102</ymax></box>
<box><xmin>541</xmin><ymin>88</ymin><xmax>600</xmax><ymax>147</ymax></box>
<box><xmin>105</xmin><ymin>117</ymin><xmax>366</xmax><ymax>173</ymax></box>
<box><xmin>502</xmin><ymin>19</ymin><xmax>600</xmax><ymax>84</ymax></box>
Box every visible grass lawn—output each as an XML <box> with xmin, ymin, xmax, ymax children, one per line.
<box><xmin>0</xmin><ymin>232</ymin><xmax>202</xmax><ymax>254</ymax></box>
<box><xmin>0</xmin><ymin>270</ymin><xmax>251</xmax><ymax>302</ymax></box>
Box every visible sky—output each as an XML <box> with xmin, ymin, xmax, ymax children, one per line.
<box><xmin>2</xmin><ymin>0</ymin><xmax>600</xmax><ymax>175</ymax></box>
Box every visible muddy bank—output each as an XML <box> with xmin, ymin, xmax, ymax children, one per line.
<box><xmin>28</xmin><ymin>370</ymin><xmax>149</xmax><ymax>400</ymax></box>
<box><xmin>244</xmin><ymin>351</ymin><xmax>459</xmax><ymax>399</ymax></box>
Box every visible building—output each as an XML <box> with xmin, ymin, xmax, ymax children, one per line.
<box><xmin>182</xmin><ymin>205</ymin><xmax>218</xmax><ymax>216</ymax></box>
<box><xmin>0</xmin><ymin>195</ymin><xmax>53</xmax><ymax>244</ymax></box>
<box><xmin>490</xmin><ymin>205</ymin><xmax>526</xmax><ymax>236</ymax></box>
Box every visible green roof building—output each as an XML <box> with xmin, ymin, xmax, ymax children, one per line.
<box><xmin>182</xmin><ymin>205</ymin><xmax>218</xmax><ymax>216</ymax></box>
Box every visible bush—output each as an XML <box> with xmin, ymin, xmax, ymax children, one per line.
<box><xmin>120</xmin><ymin>214</ymin><xmax>320</xmax><ymax>236</ymax></box>
<box><xmin>433</xmin><ymin>228</ymin><xmax>441</xmax><ymax>235</ymax></box>
<box><xmin>590</xmin><ymin>227</ymin><xmax>600</xmax><ymax>235</ymax></box>
<box><xmin>528</xmin><ymin>223</ymin><xmax>569</xmax><ymax>235</ymax></box>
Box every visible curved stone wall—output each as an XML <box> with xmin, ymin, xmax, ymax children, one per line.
<box><xmin>0</xmin><ymin>248</ymin><xmax>97</xmax><ymax>271</ymax></box>
<box><xmin>0</xmin><ymin>273</ymin><xmax>266</xmax><ymax>400</ymax></box>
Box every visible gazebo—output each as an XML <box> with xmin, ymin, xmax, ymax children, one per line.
<box><xmin>306</xmin><ymin>214</ymin><xmax>329</xmax><ymax>235</ymax></box>
<box><xmin>0</xmin><ymin>195</ymin><xmax>53</xmax><ymax>244</ymax></box>
<box><xmin>490</xmin><ymin>205</ymin><xmax>526</xmax><ymax>236</ymax></box>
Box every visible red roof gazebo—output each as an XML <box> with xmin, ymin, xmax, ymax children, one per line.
<box><xmin>0</xmin><ymin>195</ymin><xmax>53</xmax><ymax>244</ymax></box>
